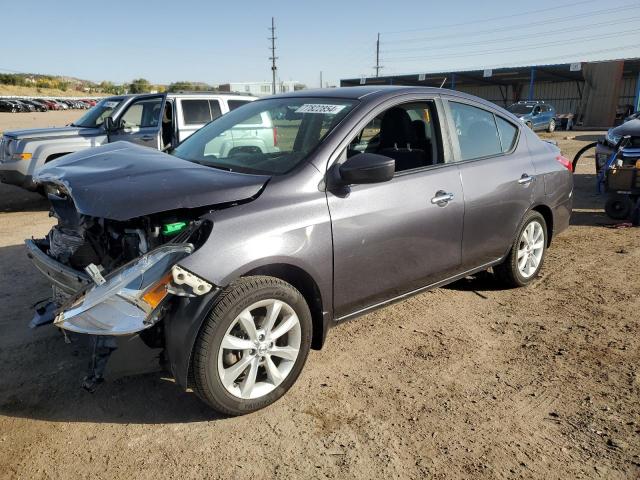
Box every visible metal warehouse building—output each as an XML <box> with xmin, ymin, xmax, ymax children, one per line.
<box><xmin>341</xmin><ymin>58</ymin><xmax>640</xmax><ymax>128</ymax></box>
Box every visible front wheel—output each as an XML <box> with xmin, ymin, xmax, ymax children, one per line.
<box><xmin>494</xmin><ymin>211</ymin><xmax>547</xmax><ymax>288</ymax></box>
<box><xmin>191</xmin><ymin>276</ymin><xmax>312</xmax><ymax>416</ymax></box>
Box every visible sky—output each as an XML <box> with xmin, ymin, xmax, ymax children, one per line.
<box><xmin>3</xmin><ymin>0</ymin><xmax>640</xmax><ymax>88</ymax></box>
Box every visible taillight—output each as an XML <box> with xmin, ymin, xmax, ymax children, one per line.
<box><xmin>273</xmin><ymin>127</ymin><xmax>278</xmax><ymax>147</ymax></box>
<box><xmin>556</xmin><ymin>154</ymin><xmax>572</xmax><ymax>172</ymax></box>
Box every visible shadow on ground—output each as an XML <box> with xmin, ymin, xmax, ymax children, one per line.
<box><xmin>0</xmin><ymin>183</ymin><xmax>49</xmax><ymax>213</ymax></box>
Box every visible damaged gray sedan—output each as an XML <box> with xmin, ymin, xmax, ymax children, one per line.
<box><xmin>27</xmin><ymin>87</ymin><xmax>572</xmax><ymax>415</ymax></box>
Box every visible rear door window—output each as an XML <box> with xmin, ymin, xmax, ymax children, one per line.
<box><xmin>228</xmin><ymin>100</ymin><xmax>251</xmax><ymax>110</ymax></box>
<box><xmin>182</xmin><ymin>99</ymin><xmax>212</xmax><ymax>124</ymax></box>
<box><xmin>448</xmin><ymin>101</ymin><xmax>502</xmax><ymax>161</ymax></box>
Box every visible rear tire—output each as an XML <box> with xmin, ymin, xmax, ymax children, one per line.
<box><xmin>191</xmin><ymin>276</ymin><xmax>312</xmax><ymax>416</ymax></box>
<box><xmin>494</xmin><ymin>211</ymin><xmax>547</xmax><ymax>288</ymax></box>
<box><xmin>547</xmin><ymin>119</ymin><xmax>556</xmax><ymax>132</ymax></box>
<box><xmin>604</xmin><ymin>194</ymin><xmax>632</xmax><ymax>220</ymax></box>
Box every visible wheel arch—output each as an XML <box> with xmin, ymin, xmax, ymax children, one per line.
<box><xmin>243</xmin><ymin>263</ymin><xmax>326</xmax><ymax>350</ymax></box>
<box><xmin>531</xmin><ymin>204</ymin><xmax>554</xmax><ymax>246</ymax></box>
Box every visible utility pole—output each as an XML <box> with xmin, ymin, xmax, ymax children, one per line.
<box><xmin>320</xmin><ymin>71</ymin><xmax>323</xmax><ymax>88</ymax></box>
<box><xmin>375</xmin><ymin>33</ymin><xmax>380</xmax><ymax>77</ymax></box>
<box><xmin>269</xmin><ymin>17</ymin><xmax>278</xmax><ymax>95</ymax></box>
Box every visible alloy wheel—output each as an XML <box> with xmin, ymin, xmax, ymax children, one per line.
<box><xmin>516</xmin><ymin>220</ymin><xmax>545</xmax><ymax>278</ymax></box>
<box><xmin>217</xmin><ymin>299</ymin><xmax>301</xmax><ymax>400</ymax></box>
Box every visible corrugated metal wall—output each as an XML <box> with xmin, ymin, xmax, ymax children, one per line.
<box><xmin>618</xmin><ymin>76</ymin><xmax>638</xmax><ymax>109</ymax></box>
<box><xmin>452</xmin><ymin>75</ymin><xmax>638</xmax><ymax>116</ymax></box>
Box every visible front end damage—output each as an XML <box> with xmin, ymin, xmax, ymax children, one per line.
<box><xmin>26</xmin><ymin>183</ymin><xmax>216</xmax><ymax>389</ymax></box>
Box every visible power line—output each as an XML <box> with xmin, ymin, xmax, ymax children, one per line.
<box><xmin>381</xmin><ymin>16</ymin><xmax>640</xmax><ymax>54</ymax></box>
<box><xmin>269</xmin><ymin>17</ymin><xmax>278</xmax><ymax>95</ymax></box>
<box><xmin>382</xmin><ymin>3</ymin><xmax>638</xmax><ymax>45</ymax></box>
<box><xmin>383</xmin><ymin>29</ymin><xmax>640</xmax><ymax>63</ymax></box>
<box><xmin>382</xmin><ymin>0</ymin><xmax>607</xmax><ymax>35</ymax></box>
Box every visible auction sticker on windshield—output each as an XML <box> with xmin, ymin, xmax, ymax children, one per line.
<box><xmin>295</xmin><ymin>104</ymin><xmax>347</xmax><ymax>114</ymax></box>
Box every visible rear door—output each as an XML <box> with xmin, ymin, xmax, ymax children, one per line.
<box><xmin>176</xmin><ymin>97</ymin><xmax>223</xmax><ymax>143</ymax></box>
<box><xmin>443</xmin><ymin>98</ymin><xmax>535</xmax><ymax>269</ymax></box>
<box><xmin>327</xmin><ymin>96</ymin><xmax>465</xmax><ymax>318</ymax></box>
<box><xmin>109</xmin><ymin>94</ymin><xmax>166</xmax><ymax>149</ymax></box>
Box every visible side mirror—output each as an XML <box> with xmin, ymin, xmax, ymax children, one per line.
<box><xmin>104</xmin><ymin>116</ymin><xmax>115</xmax><ymax>131</ymax></box>
<box><xmin>339</xmin><ymin>153</ymin><xmax>395</xmax><ymax>184</ymax></box>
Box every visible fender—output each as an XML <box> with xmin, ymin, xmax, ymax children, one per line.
<box><xmin>164</xmin><ymin>289</ymin><xmax>222</xmax><ymax>389</ymax></box>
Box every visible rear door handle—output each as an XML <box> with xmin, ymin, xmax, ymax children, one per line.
<box><xmin>430</xmin><ymin>190</ymin><xmax>454</xmax><ymax>206</ymax></box>
<box><xmin>518</xmin><ymin>173</ymin><xmax>534</xmax><ymax>185</ymax></box>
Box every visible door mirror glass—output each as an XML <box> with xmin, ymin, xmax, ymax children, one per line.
<box><xmin>339</xmin><ymin>153</ymin><xmax>395</xmax><ymax>184</ymax></box>
<box><xmin>104</xmin><ymin>116</ymin><xmax>115</xmax><ymax>131</ymax></box>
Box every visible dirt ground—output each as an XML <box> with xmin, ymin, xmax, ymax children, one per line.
<box><xmin>0</xmin><ymin>118</ymin><xmax>638</xmax><ymax>479</ymax></box>
<box><xmin>0</xmin><ymin>110</ymin><xmax>82</xmax><ymax>135</ymax></box>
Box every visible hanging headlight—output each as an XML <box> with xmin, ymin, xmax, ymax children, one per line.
<box><xmin>54</xmin><ymin>244</ymin><xmax>211</xmax><ymax>335</ymax></box>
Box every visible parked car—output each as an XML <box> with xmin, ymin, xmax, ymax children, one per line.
<box><xmin>0</xmin><ymin>92</ymin><xmax>257</xmax><ymax>190</ymax></box>
<box><xmin>21</xmin><ymin>100</ymin><xmax>48</xmax><ymax>112</ymax></box>
<box><xmin>595</xmin><ymin>118</ymin><xmax>640</xmax><ymax>172</ymax></box>
<box><xmin>507</xmin><ymin>101</ymin><xmax>557</xmax><ymax>132</ymax></box>
<box><xmin>29</xmin><ymin>99</ymin><xmax>51</xmax><ymax>111</ymax></box>
<box><xmin>13</xmin><ymin>100</ymin><xmax>36</xmax><ymax>112</ymax></box>
<box><xmin>25</xmin><ymin>87</ymin><xmax>573</xmax><ymax>415</ymax></box>
<box><xmin>0</xmin><ymin>100</ymin><xmax>18</xmax><ymax>112</ymax></box>
<box><xmin>40</xmin><ymin>99</ymin><xmax>60</xmax><ymax>110</ymax></box>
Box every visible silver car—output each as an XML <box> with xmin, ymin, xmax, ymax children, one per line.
<box><xmin>27</xmin><ymin>86</ymin><xmax>573</xmax><ymax>415</ymax></box>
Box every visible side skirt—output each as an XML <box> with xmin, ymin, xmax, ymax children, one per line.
<box><xmin>334</xmin><ymin>259</ymin><xmax>502</xmax><ymax>324</ymax></box>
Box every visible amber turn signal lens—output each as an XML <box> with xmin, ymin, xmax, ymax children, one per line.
<box><xmin>141</xmin><ymin>273</ymin><xmax>172</xmax><ymax>309</ymax></box>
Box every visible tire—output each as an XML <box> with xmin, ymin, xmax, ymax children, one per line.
<box><xmin>547</xmin><ymin>118</ymin><xmax>556</xmax><ymax>132</ymax></box>
<box><xmin>494</xmin><ymin>211</ymin><xmax>547</xmax><ymax>288</ymax></box>
<box><xmin>526</xmin><ymin>121</ymin><xmax>533</xmax><ymax>130</ymax></box>
<box><xmin>604</xmin><ymin>194</ymin><xmax>632</xmax><ymax>220</ymax></box>
<box><xmin>191</xmin><ymin>275</ymin><xmax>312</xmax><ymax>416</ymax></box>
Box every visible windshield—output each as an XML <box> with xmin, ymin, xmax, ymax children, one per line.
<box><xmin>172</xmin><ymin>97</ymin><xmax>357</xmax><ymax>175</ymax></box>
<box><xmin>72</xmin><ymin>97</ymin><xmax>124</xmax><ymax>128</ymax></box>
<box><xmin>508</xmin><ymin>104</ymin><xmax>533</xmax><ymax>115</ymax></box>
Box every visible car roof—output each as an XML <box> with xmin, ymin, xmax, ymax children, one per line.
<box><xmin>261</xmin><ymin>86</ymin><xmax>505</xmax><ymax>110</ymax></box>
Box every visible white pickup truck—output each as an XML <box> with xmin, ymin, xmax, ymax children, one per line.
<box><xmin>0</xmin><ymin>92</ymin><xmax>272</xmax><ymax>190</ymax></box>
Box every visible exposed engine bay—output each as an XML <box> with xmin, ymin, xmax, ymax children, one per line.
<box><xmin>26</xmin><ymin>185</ymin><xmax>216</xmax><ymax>390</ymax></box>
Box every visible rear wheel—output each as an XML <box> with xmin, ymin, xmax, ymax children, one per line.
<box><xmin>494</xmin><ymin>211</ymin><xmax>547</xmax><ymax>288</ymax></box>
<box><xmin>547</xmin><ymin>119</ymin><xmax>556</xmax><ymax>132</ymax></box>
<box><xmin>191</xmin><ymin>276</ymin><xmax>312</xmax><ymax>416</ymax></box>
<box><xmin>604</xmin><ymin>194</ymin><xmax>632</xmax><ymax>220</ymax></box>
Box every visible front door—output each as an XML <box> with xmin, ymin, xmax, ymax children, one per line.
<box><xmin>327</xmin><ymin>99</ymin><xmax>464</xmax><ymax>318</ymax></box>
<box><xmin>109</xmin><ymin>94</ymin><xmax>166</xmax><ymax>149</ymax></box>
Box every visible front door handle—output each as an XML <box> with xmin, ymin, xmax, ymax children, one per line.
<box><xmin>518</xmin><ymin>173</ymin><xmax>534</xmax><ymax>185</ymax></box>
<box><xmin>431</xmin><ymin>190</ymin><xmax>454</xmax><ymax>206</ymax></box>
<box><xmin>140</xmin><ymin>135</ymin><xmax>155</xmax><ymax>141</ymax></box>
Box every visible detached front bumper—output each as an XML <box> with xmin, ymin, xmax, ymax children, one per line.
<box><xmin>25</xmin><ymin>239</ymin><xmax>91</xmax><ymax>298</ymax></box>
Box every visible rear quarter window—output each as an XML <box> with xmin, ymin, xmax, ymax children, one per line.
<box><xmin>495</xmin><ymin>116</ymin><xmax>519</xmax><ymax>152</ymax></box>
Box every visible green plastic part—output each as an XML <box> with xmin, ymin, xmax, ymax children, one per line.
<box><xmin>162</xmin><ymin>221</ymin><xmax>188</xmax><ymax>236</ymax></box>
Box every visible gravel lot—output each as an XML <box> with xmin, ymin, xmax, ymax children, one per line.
<box><xmin>0</xmin><ymin>114</ymin><xmax>638</xmax><ymax>479</ymax></box>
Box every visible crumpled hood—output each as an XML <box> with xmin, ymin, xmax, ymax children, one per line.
<box><xmin>4</xmin><ymin>126</ymin><xmax>103</xmax><ymax>141</ymax></box>
<box><xmin>35</xmin><ymin>142</ymin><xmax>270</xmax><ymax>221</ymax></box>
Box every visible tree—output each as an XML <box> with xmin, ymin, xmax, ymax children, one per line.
<box><xmin>128</xmin><ymin>78</ymin><xmax>152</xmax><ymax>93</ymax></box>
